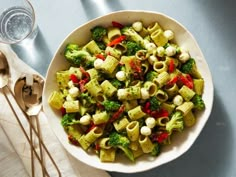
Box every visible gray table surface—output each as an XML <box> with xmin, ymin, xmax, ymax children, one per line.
<box><xmin>9</xmin><ymin>0</ymin><xmax>236</xmax><ymax>177</ymax></box>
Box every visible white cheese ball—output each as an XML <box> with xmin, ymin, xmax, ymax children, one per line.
<box><xmin>117</xmin><ymin>89</ymin><xmax>126</xmax><ymax>100</ymax></box>
<box><xmin>94</xmin><ymin>59</ymin><xmax>104</xmax><ymax>69</ymax></box>
<box><xmin>140</xmin><ymin>126</ymin><xmax>152</xmax><ymax>136</ymax></box>
<box><xmin>145</xmin><ymin>42</ymin><xmax>157</xmax><ymax>53</ymax></box>
<box><xmin>173</xmin><ymin>95</ymin><xmax>184</xmax><ymax>106</ymax></box>
<box><xmin>164</xmin><ymin>30</ymin><xmax>174</xmax><ymax>40</ymax></box>
<box><xmin>141</xmin><ymin>88</ymin><xmax>150</xmax><ymax>100</ymax></box>
<box><xmin>148</xmin><ymin>55</ymin><xmax>158</xmax><ymax>65</ymax></box>
<box><xmin>145</xmin><ymin>117</ymin><xmax>156</xmax><ymax>128</ymax></box>
<box><xmin>80</xmin><ymin>114</ymin><xmax>91</xmax><ymax>125</ymax></box>
<box><xmin>68</xmin><ymin>80</ymin><xmax>74</xmax><ymax>88</ymax></box>
<box><xmin>179</xmin><ymin>52</ymin><xmax>190</xmax><ymax>63</ymax></box>
<box><xmin>165</xmin><ymin>46</ymin><xmax>176</xmax><ymax>56</ymax></box>
<box><xmin>66</xmin><ymin>94</ymin><xmax>74</xmax><ymax>101</ymax></box>
<box><xmin>157</xmin><ymin>46</ymin><xmax>165</xmax><ymax>57</ymax></box>
<box><xmin>180</xmin><ymin>46</ymin><xmax>189</xmax><ymax>53</ymax></box>
<box><xmin>132</xmin><ymin>21</ymin><xmax>143</xmax><ymax>32</ymax></box>
<box><xmin>116</xmin><ymin>71</ymin><xmax>126</xmax><ymax>81</ymax></box>
<box><xmin>69</xmin><ymin>87</ymin><xmax>79</xmax><ymax>97</ymax></box>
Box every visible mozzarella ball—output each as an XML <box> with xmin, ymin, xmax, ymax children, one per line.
<box><xmin>116</xmin><ymin>71</ymin><xmax>126</xmax><ymax>81</ymax></box>
<box><xmin>157</xmin><ymin>46</ymin><xmax>165</xmax><ymax>57</ymax></box>
<box><xmin>132</xmin><ymin>21</ymin><xmax>143</xmax><ymax>32</ymax></box>
<box><xmin>148</xmin><ymin>55</ymin><xmax>158</xmax><ymax>65</ymax></box>
<box><xmin>94</xmin><ymin>59</ymin><xmax>104</xmax><ymax>69</ymax></box>
<box><xmin>145</xmin><ymin>42</ymin><xmax>157</xmax><ymax>53</ymax></box>
<box><xmin>141</xmin><ymin>88</ymin><xmax>150</xmax><ymax>100</ymax></box>
<box><xmin>173</xmin><ymin>95</ymin><xmax>183</xmax><ymax>106</ymax></box>
<box><xmin>140</xmin><ymin>126</ymin><xmax>152</xmax><ymax>136</ymax></box>
<box><xmin>117</xmin><ymin>89</ymin><xmax>126</xmax><ymax>100</ymax></box>
<box><xmin>165</xmin><ymin>46</ymin><xmax>176</xmax><ymax>56</ymax></box>
<box><xmin>69</xmin><ymin>87</ymin><xmax>79</xmax><ymax>97</ymax></box>
<box><xmin>180</xmin><ymin>46</ymin><xmax>189</xmax><ymax>53</ymax></box>
<box><xmin>145</xmin><ymin>117</ymin><xmax>156</xmax><ymax>128</ymax></box>
<box><xmin>66</xmin><ymin>94</ymin><xmax>74</xmax><ymax>101</ymax></box>
<box><xmin>179</xmin><ymin>52</ymin><xmax>190</xmax><ymax>63</ymax></box>
<box><xmin>164</xmin><ymin>30</ymin><xmax>174</xmax><ymax>40</ymax></box>
<box><xmin>68</xmin><ymin>80</ymin><xmax>74</xmax><ymax>88</ymax></box>
<box><xmin>80</xmin><ymin>114</ymin><xmax>91</xmax><ymax>125</ymax></box>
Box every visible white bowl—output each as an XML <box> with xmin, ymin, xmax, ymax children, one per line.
<box><xmin>43</xmin><ymin>10</ymin><xmax>214</xmax><ymax>173</ymax></box>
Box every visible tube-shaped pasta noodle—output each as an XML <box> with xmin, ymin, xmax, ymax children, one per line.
<box><xmin>161</xmin><ymin>102</ymin><xmax>176</xmax><ymax>115</ymax></box>
<box><xmin>144</xmin><ymin>81</ymin><xmax>158</xmax><ymax>96</ymax></box>
<box><xmin>130</xmin><ymin>80</ymin><xmax>142</xmax><ymax>87</ymax></box>
<box><xmin>132</xmin><ymin>147</ymin><xmax>144</xmax><ymax>159</ymax></box>
<box><xmin>86</xmin><ymin>68</ymin><xmax>100</xmax><ymax>81</ymax></box>
<box><xmin>114</xmin><ymin>43</ymin><xmax>127</xmax><ymax>54</ymax></box>
<box><xmin>113</xmin><ymin>116</ymin><xmax>129</xmax><ymax>132</ymax></box>
<box><xmin>83</xmin><ymin>40</ymin><xmax>102</xmax><ymax>54</ymax></box>
<box><xmin>105</xmin><ymin>46</ymin><xmax>122</xmax><ymax>59</ymax></box>
<box><xmin>139</xmin><ymin>135</ymin><xmax>154</xmax><ymax>153</ymax></box>
<box><xmin>139</xmin><ymin>27</ymin><xmax>149</xmax><ymax>37</ymax></box>
<box><xmin>193</xmin><ymin>79</ymin><xmax>204</xmax><ymax>95</ymax></box>
<box><xmin>84</xmin><ymin>126</ymin><xmax>103</xmax><ymax>143</ymax></box>
<box><xmin>96</xmin><ymin>93</ymin><xmax>106</xmax><ymax>103</ymax></box>
<box><xmin>156</xmin><ymin>116</ymin><xmax>169</xmax><ymax>126</ymax></box>
<box><xmin>101</xmin><ymin>80</ymin><xmax>117</xmax><ymax>97</ymax></box>
<box><xmin>63</xmin><ymin>100</ymin><xmax>80</xmax><ymax>113</ymax></box>
<box><xmin>153</xmin><ymin>71</ymin><xmax>170</xmax><ymax>88</ymax></box>
<box><xmin>153</xmin><ymin>61</ymin><xmax>168</xmax><ymax>73</ymax></box>
<box><xmin>156</xmin><ymin>89</ymin><xmax>168</xmax><ymax>102</ymax></box>
<box><xmin>147</xmin><ymin>22</ymin><xmax>162</xmax><ymax>34</ymax></box>
<box><xmin>129</xmin><ymin>141</ymin><xmax>139</xmax><ymax>151</ymax></box>
<box><xmin>56</xmin><ymin>70</ymin><xmax>70</xmax><ymax>89</ymax></box>
<box><xmin>176</xmin><ymin>101</ymin><xmax>194</xmax><ymax>116</ymax></box>
<box><xmin>183</xmin><ymin>110</ymin><xmax>196</xmax><ymax>127</ymax></box>
<box><xmin>48</xmin><ymin>91</ymin><xmax>64</xmax><ymax>109</ymax></box>
<box><xmin>151</xmin><ymin>29</ymin><xmax>168</xmax><ymax>47</ymax></box>
<box><xmin>117</xmin><ymin>86</ymin><xmax>141</xmax><ymax>100</ymax></box>
<box><xmin>101</xmin><ymin>55</ymin><xmax>119</xmax><ymax>74</ymax></box>
<box><xmin>135</xmin><ymin>50</ymin><xmax>149</xmax><ymax>61</ymax></box>
<box><xmin>120</xmin><ymin>56</ymin><xmax>135</xmax><ymax>74</ymax></box>
<box><xmin>179</xmin><ymin>85</ymin><xmax>196</xmax><ymax>101</ymax></box>
<box><xmin>66</xmin><ymin>124</ymin><xmax>83</xmax><ymax>141</ymax></box>
<box><xmin>128</xmin><ymin>106</ymin><xmax>146</xmax><ymax>120</ymax></box>
<box><xmin>164</xmin><ymin>83</ymin><xmax>179</xmax><ymax>98</ymax></box>
<box><xmin>100</xmin><ymin>148</ymin><xmax>116</xmax><ymax>162</ymax></box>
<box><xmin>97</xmin><ymin>138</ymin><xmax>112</xmax><ymax>149</ymax></box>
<box><xmin>92</xmin><ymin>111</ymin><xmax>109</xmax><ymax>125</ymax></box>
<box><xmin>123</xmin><ymin>100</ymin><xmax>138</xmax><ymax>111</ymax></box>
<box><xmin>126</xmin><ymin>121</ymin><xmax>140</xmax><ymax>141</ymax></box>
<box><xmin>141</xmin><ymin>61</ymin><xmax>150</xmax><ymax>74</ymax></box>
<box><xmin>85</xmin><ymin>78</ymin><xmax>102</xmax><ymax>97</ymax></box>
<box><xmin>107</xmin><ymin>27</ymin><xmax>121</xmax><ymax>41</ymax></box>
<box><xmin>78</xmin><ymin>135</ymin><xmax>91</xmax><ymax>150</ymax></box>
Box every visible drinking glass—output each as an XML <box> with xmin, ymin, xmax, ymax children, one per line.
<box><xmin>0</xmin><ymin>0</ymin><xmax>38</xmax><ymax>44</ymax></box>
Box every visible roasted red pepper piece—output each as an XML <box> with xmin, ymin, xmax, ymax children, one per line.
<box><xmin>109</xmin><ymin>105</ymin><xmax>125</xmax><ymax>123</ymax></box>
<box><xmin>107</xmin><ymin>35</ymin><xmax>126</xmax><ymax>47</ymax></box>
<box><xmin>178</xmin><ymin>74</ymin><xmax>193</xmax><ymax>89</ymax></box>
<box><xmin>166</xmin><ymin>76</ymin><xmax>178</xmax><ymax>87</ymax></box>
<box><xmin>112</xmin><ymin>21</ymin><xmax>124</xmax><ymax>29</ymax></box>
<box><xmin>156</xmin><ymin>132</ymin><xmax>169</xmax><ymax>143</ymax></box>
<box><xmin>68</xmin><ymin>135</ymin><xmax>79</xmax><ymax>145</ymax></box>
<box><xmin>168</xmin><ymin>59</ymin><xmax>175</xmax><ymax>73</ymax></box>
<box><xmin>60</xmin><ymin>107</ymin><xmax>66</xmax><ymax>116</ymax></box>
<box><xmin>95</xmin><ymin>53</ymin><xmax>105</xmax><ymax>60</ymax></box>
<box><xmin>129</xmin><ymin>59</ymin><xmax>142</xmax><ymax>73</ymax></box>
<box><xmin>70</xmin><ymin>74</ymin><xmax>79</xmax><ymax>83</ymax></box>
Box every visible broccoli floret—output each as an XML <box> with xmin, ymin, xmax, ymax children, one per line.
<box><xmin>121</xmin><ymin>26</ymin><xmax>145</xmax><ymax>47</ymax></box>
<box><xmin>110</xmin><ymin>79</ymin><xmax>123</xmax><ymax>88</ymax></box>
<box><xmin>91</xmin><ymin>26</ymin><xmax>107</xmax><ymax>41</ymax></box>
<box><xmin>145</xmin><ymin>71</ymin><xmax>158</xmax><ymax>81</ymax></box>
<box><xmin>181</xmin><ymin>58</ymin><xmax>202</xmax><ymax>79</ymax></box>
<box><xmin>96</xmin><ymin>41</ymin><xmax>106</xmax><ymax>50</ymax></box>
<box><xmin>149</xmin><ymin>96</ymin><xmax>161</xmax><ymax>111</ymax></box>
<box><xmin>61</xmin><ymin>113</ymin><xmax>80</xmax><ymax>127</ymax></box>
<box><xmin>79</xmin><ymin>93</ymin><xmax>96</xmax><ymax>107</ymax></box>
<box><xmin>166</xmin><ymin>111</ymin><xmax>184</xmax><ymax>134</ymax></box>
<box><xmin>125</xmin><ymin>41</ymin><xmax>143</xmax><ymax>56</ymax></box>
<box><xmin>108</xmin><ymin>132</ymin><xmax>134</xmax><ymax>161</ymax></box>
<box><xmin>64</xmin><ymin>44</ymin><xmax>91</xmax><ymax>65</ymax></box>
<box><xmin>192</xmin><ymin>94</ymin><xmax>205</xmax><ymax>111</ymax></box>
<box><xmin>151</xmin><ymin>143</ymin><xmax>160</xmax><ymax>156</ymax></box>
<box><xmin>102</xmin><ymin>100</ymin><xmax>121</xmax><ymax>112</ymax></box>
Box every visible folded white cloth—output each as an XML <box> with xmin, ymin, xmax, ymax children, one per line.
<box><xmin>0</xmin><ymin>43</ymin><xmax>110</xmax><ymax>177</ymax></box>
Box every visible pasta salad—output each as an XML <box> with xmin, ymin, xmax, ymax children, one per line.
<box><xmin>48</xmin><ymin>20</ymin><xmax>205</xmax><ymax>162</ymax></box>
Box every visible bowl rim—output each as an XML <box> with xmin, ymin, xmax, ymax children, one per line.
<box><xmin>43</xmin><ymin>10</ymin><xmax>214</xmax><ymax>173</ymax></box>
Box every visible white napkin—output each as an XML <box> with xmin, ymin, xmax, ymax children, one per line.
<box><xmin>0</xmin><ymin>43</ymin><xmax>110</xmax><ymax>177</ymax></box>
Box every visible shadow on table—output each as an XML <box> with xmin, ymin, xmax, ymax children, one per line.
<box><xmin>10</xmin><ymin>28</ymin><xmax>52</xmax><ymax>77</ymax></box>
<box><xmin>81</xmin><ymin>0</ymin><xmax>124</xmax><ymax>20</ymax></box>
<box><xmin>110</xmin><ymin>90</ymin><xmax>234</xmax><ymax>177</ymax></box>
